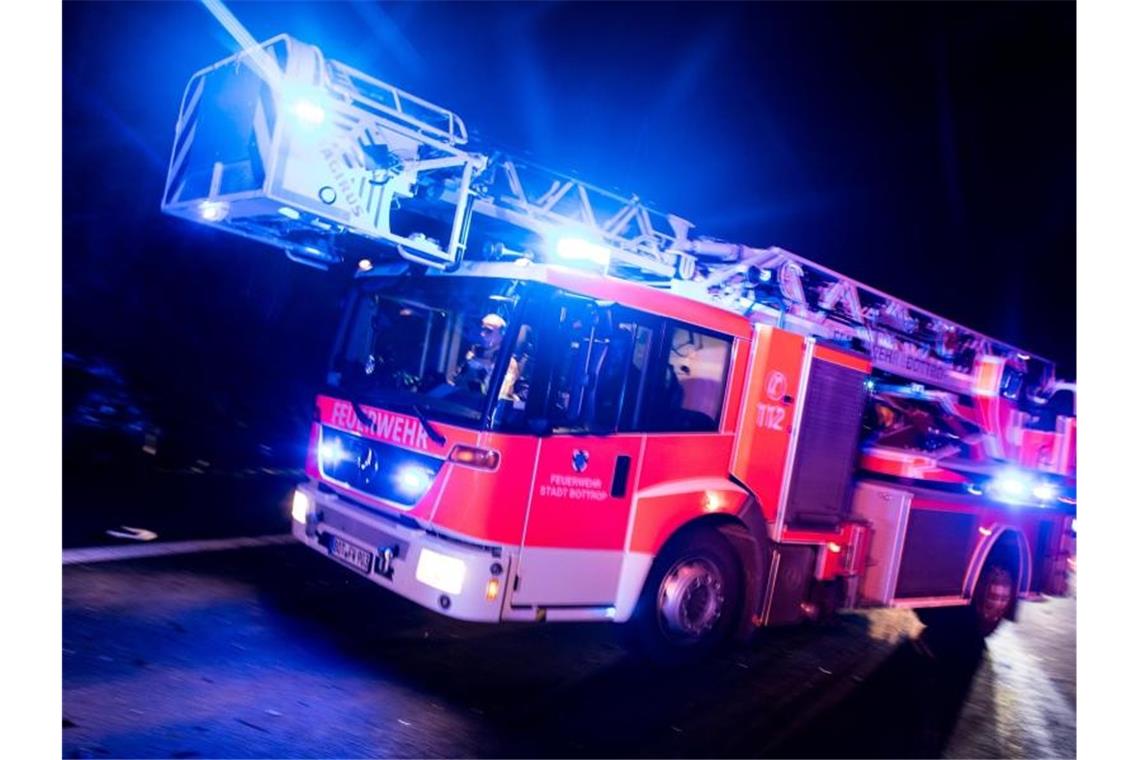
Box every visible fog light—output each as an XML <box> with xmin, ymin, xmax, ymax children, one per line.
<box><xmin>485</xmin><ymin>578</ymin><xmax>501</xmax><ymax>601</ymax></box>
<box><xmin>416</xmin><ymin>548</ymin><xmax>466</xmax><ymax>595</ymax></box>
<box><xmin>291</xmin><ymin>490</ymin><xmax>311</xmax><ymax>523</ymax></box>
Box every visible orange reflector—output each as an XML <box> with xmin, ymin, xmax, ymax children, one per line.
<box><xmin>449</xmin><ymin>445</ymin><xmax>501</xmax><ymax>470</ymax></box>
<box><xmin>485</xmin><ymin>578</ymin><xmax>501</xmax><ymax>601</ymax></box>
<box><xmin>702</xmin><ymin>491</ymin><xmax>726</xmax><ymax>512</ymax></box>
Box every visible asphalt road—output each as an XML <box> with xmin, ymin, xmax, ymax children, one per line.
<box><xmin>62</xmin><ymin>539</ymin><xmax>1077</xmax><ymax>759</ymax></box>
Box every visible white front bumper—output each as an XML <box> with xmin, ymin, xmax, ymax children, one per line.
<box><xmin>292</xmin><ymin>483</ymin><xmax>510</xmax><ymax>623</ymax></box>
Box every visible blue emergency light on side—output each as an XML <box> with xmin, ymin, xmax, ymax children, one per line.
<box><xmin>286</xmin><ymin>91</ymin><xmax>327</xmax><ymax>126</ymax></box>
<box><xmin>553</xmin><ymin>236</ymin><xmax>611</xmax><ymax>267</ymax></box>
<box><xmin>987</xmin><ymin>468</ymin><xmax>1062</xmax><ymax>506</ymax></box>
<box><xmin>318</xmin><ymin>426</ymin><xmax>443</xmax><ymax>507</ymax></box>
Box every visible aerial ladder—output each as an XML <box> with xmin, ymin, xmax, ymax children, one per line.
<box><xmin>162</xmin><ymin>34</ymin><xmax>1069</xmax><ymax>464</ymax></box>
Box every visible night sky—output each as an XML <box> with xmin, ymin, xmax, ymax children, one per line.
<box><xmin>63</xmin><ymin>1</ymin><xmax>1075</xmax><ymax>461</ymax></box>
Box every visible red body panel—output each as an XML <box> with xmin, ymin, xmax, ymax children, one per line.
<box><xmin>523</xmin><ymin>435</ymin><xmax>643</xmax><ymax>551</ymax></box>
<box><xmin>314</xmin><ymin>395</ymin><xmax>533</xmax><ymax>544</ymax></box>
<box><xmin>427</xmin><ymin>433</ymin><xmax>538</xmax><ymax>546</ymax></box>
<box><xmin>629</xmin><ymin>486</ymin><xmax>750</xmax><ymax>555</ymax></box>
<box><xmin>730</xmin><ymin>326</ymin><xmax>807</xmax><ymax>524</ymax></box>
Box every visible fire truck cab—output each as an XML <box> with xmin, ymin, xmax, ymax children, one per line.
<box><xmin>293</xmin><ymin>262</ymin><xmax>770</xmax><ymax>637</ymax></box>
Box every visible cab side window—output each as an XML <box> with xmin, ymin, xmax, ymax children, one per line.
<box><xmin>639</xmin><ymin>323</ymin><xmax>731</xmax><ymax>432</ymax></box>
<box><xmin>492</xmin><ymin>295</ymin><xmax>732</xmax><ymax>435</ymax></box>
<box><xmin>547</xmin><ymin>302</ymin><xmax>659</xmax><ymax>433</ymax></box>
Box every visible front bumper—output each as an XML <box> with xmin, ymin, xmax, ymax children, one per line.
<box><xmin>291</xmin><ymin>483</ymin><xmax>510</xmax><ymax>623</ymax></box>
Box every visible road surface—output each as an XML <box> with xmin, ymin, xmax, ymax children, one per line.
<box><xmin>62</xmin><ymin>539</ymin><xmax>1076</xmax><ymax>758</ymax></box>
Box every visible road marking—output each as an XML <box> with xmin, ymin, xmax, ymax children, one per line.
<box><xmin>62</xmin><ymin>534</ymin><xmax>294</xmax><ymax>565</ymax></box>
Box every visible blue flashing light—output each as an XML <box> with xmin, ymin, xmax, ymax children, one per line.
<box><xmin>198</xmin><ymin>200</ymin><xmax>229</xmax><ymax>222</ymax></box>
<box><xmin>319</xmin><ymin>438</ymin><xmax>351</xmax><ymax>467</ymax></box>
<box><xmin>986</xmin><ymin>468</ymin><xmax>1062</xmax><ymax>506</ymax></box>
<box><xmin>289</xmin><ymin>96</ymin><xmax>326</xmax><ymax>126</ymax></box>
<box><xmin>394</xmin><ymin>465</ymin><xmax>433</xmax><ymax>499</ymax></box>
<box><xmin>1032</xmin><ymin>482</ymin><xmax>1058</xmax><ymax>502</ymax></box>
<box><xmin>990</xmin><ymin>469</ymin><xmax>1030</xmax><ymax>503</ymax></box>
<box><xmin>554</xmin><ymin>236</ymin><xmax>611</xmax><ymax>267</ymax></box>
<box><xmin>282</xmin><ymin>82</ymin><xmax>330</xmax><ymax>130</ymax></box>
<box><xmin>605</xmin><ymin>606</ymin><xmax>617</xmax><ymax>620</ymax></box>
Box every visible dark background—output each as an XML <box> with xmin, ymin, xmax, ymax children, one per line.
<box><xmin>63</xmin><ymin>0</ymin><xmax>1075</xmax><ymax>471</ymax></box>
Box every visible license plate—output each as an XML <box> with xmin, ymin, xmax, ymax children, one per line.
<box><xmin>328</xmin><ymin>535</ymin><xmax>373</xmax><ymax>575</ymax></box>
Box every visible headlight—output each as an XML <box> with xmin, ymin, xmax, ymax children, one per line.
<box><xmin>415</xmin><ymin>548</ymin><xmax>466</xmax><ymax>595</ymax></box>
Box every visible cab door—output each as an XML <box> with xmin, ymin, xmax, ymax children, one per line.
<box><xmin>512</xmin><ymin>297</ymin><xmax>654</xmax><ymax>608</ymax></box>
<box><xmin>514</xmin><ymin>434</ymin><xmax>644</xmax><ymax>607</ymax></box>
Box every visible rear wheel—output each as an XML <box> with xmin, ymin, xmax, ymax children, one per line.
<box><xmin>973</xmin><ymin>562</ymin><xmax>1016</xmax><ymax>636</ymax></box>
<box><xmin>631</xmin><ymin>528</ymin><xmax>743</xmax><ymax>664</ymax></box>
<box><xmin>917</xmin><ymin>560</ymin><xmax>1017</xmax><ymax>640</ymax></box>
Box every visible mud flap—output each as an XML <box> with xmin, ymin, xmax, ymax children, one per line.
<box><xmin>729</xmin><ymin>499</ymin><xmax>773</xmax><ymax>639</ymax></box>
<box><xmin>763</xmin><ymin>545</ymin><xmax>816</xmax><ymax>626</ymax></box>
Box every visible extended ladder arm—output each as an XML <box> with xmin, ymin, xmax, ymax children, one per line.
<box><xmin>161</xmin><ymin>35</ymin><xmax>1059</xmax><ymax>398</ymax></box>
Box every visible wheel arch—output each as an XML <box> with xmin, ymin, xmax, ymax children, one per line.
<box><xmin>625</xmin><ymin>487</ymin><xmax>772</xmax><ymax>638</ymax></box>
<box><xmin>963</xmin><ymin>525</ymin><xmax>1032</xmax><ymax>619</ymax></box>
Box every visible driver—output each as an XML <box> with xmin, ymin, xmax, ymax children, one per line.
<box><xmin>454</xmin><ymin>313</ymin><xmax>516</xmax><ymax>396</ymax></box>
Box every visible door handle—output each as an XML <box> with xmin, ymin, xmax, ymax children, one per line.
<box><xmin>611</xmin><ymin>455</ymin><xmax>632</xmax><ymax>498</ymax></box>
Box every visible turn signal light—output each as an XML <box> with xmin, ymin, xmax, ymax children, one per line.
<box><xmin>448</xmin><ymin>445</ymin><xmax>500</xmax><ymax>470</ymax></box>
<box><xmin>485</xmin><ymin>578</ymin><xmax>501</xmax><ymax>601</ymax></box>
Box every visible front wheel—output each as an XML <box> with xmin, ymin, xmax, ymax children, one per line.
<box><xmin>630</xmin><ymin>528</ymin><xmax>743</xmax><ymax>664</ymax></box>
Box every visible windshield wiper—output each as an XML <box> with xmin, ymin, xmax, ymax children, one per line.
<box><xmin>411</xmin><ymin>403</ymin><xmax>447</xmax><ymax>446</ymax></box>
<box><xmin>345</xmin><ymin>395</ymin><xmax>447</xmax><ymax>447</ymax></box>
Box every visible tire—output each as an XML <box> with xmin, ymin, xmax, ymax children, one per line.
<box><xmin>916</xmin><ymin>560</ymin><xmax>1017</xmax><ymax>641</ymax></box>
<box><xmin>630</xmin><ymin>527</ymin><xmax>743</xmax><ymax>665</ymax></box>
<box><xmin>971</xmin><ymin>562</ymin><xmax>1016</xmax><ymax>637</ymax></box>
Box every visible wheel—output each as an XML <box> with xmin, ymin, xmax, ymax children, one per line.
<box><xmin>630</xmin><ymin>527</ymin><xmax>743</xmax><ymax>664</ymax></box>
<box><xmin>916</xmin><ymin>560</ymin><xmax>1017</xmax><ymax>641</ymax></box>
<box><xmin>973</xmin><ymin>562</ymin><xmax>1016</xmax><ymax>636</ymax></box>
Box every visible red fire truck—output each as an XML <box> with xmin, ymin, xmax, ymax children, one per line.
<box><xmin>162</xmin><ymin>35</ymin><xmax>1076</xmax><ymax>659</ymax></box>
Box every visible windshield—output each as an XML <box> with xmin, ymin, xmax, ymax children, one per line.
<box><xmin>328</xmin><ymin>276</ymin><xmax>527</xmax><ymax>424</ymax></box>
